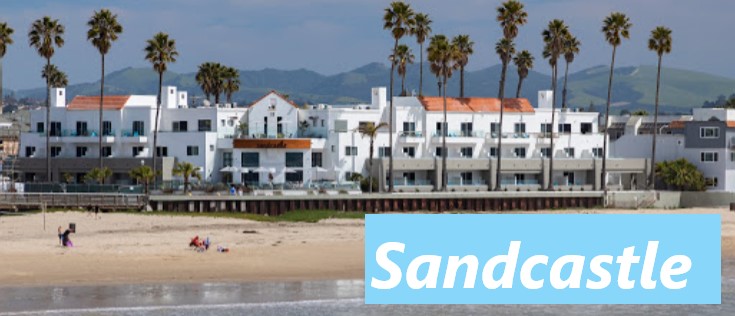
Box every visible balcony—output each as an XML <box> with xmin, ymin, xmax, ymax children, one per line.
<box><xmin>447</xmin><ymin>179</ymin><xmax>487</xmax><ymax>186</ymax></box>
<box><xmin>431</xmin><ymin>130</ymin><xmax>485</xmax><ymax>144</ymax></box>
<box><xmin>392</xmin><ymin>179</ymin><xmax>433</xmax><ymax>187</ymax></box>
<box><xmin>61</xmin><ymin>129</ymin><xmax>115</xmax><ymax>143</ymax></box>
<box><xmin>121</xmin><ymin>129</ymin><xmax>148</xmax><ymax>143</ymax></box>
<box><xmin>399</xmin><ymin>131</ymin><xmax>424</xmax><ymax>143</ymax></box>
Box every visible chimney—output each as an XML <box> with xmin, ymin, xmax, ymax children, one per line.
<box><xmin>372</xmin><ymin>87</ymin><xmax>387</xmax><ymax>112</ymax></box>
<box><xmin>50</xmin><ymin>88</ymin><xmax>66</xmax><ymax>108</ymax></box>
<box><xmin>177</xmin><ymin>91</ymin><xmax>188</xmax><ymax>108</ymax></box>
<box><xmin>162</xmin><ymin>86</ymin><xmax>178</xmax><ymax>109</ymax></box>
<box><xmin>538</xmin><ymin>90</ymin><xmax>553</xmax><ymax>109</ymax></box>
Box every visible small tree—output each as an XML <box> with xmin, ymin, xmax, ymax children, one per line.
<box><xmin>62</xmin><ymin>172</ymin><xmax>74</xmax><ymax>184</ymax></box>
<box><xmin>172</xmin><ymin>161</ymin><xmax>201</xmax><ymax>193</ymax></box>
<box><xmin>655</xmin><ymin>159</ymin><xmax>706</xmax><ymax>191</ymax></box>
<box><xmin>130</xmin><ymin>165</ymin><xmax>156</xmax><ymax>194</ymax></box>
<box><xmin>298</xmin><ymin>120</ymin><xmax>309</xmax><ymax>136</ymax></box>
<box><xmin>84</xmin><ymin>167</ymin><xmax>112</xmax><ymax>184</ymax></box>
<box><xmin>237</xmin><ymin>122</ymin><xmax>248</xmax><ymax>138</ymax></box>
<box><xmin>631</xmin><ymin>109</ymin><xmax>649</xmax><ymax>116</ymax></box>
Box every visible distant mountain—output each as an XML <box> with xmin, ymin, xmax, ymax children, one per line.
<box><xmin>13</xmin><ymin>63</ymin><xmax>735</xmax><ymax>114</ymax></box>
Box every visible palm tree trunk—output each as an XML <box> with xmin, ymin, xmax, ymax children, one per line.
<box><xmin>460</xmin><ymin>66</ymin><xmax>465</xmax><ymax>98</ymax></box>
<box><xmin>494</xmin><ymin>61</ymin><xmax>508</xmax><ymax>191</ymax></box>
<box><xmin>401</xmin><ymin>73</ymin><xmax>406</xmax><ymax>96</ymax></box>
<box><xmin>388</xmin><ymin>39</ymin><xmax>397</xmax><ymax>193</ymax></box>
<box><xmin>442</xmin><ymin>74</ymin><xmax>448</xmax><ymax>192</ymax></box>
<box><xmin>562</xmin><ymin>60</ymin><xmax>570</xmax><ymax>109</ymax></box>
<box><xmin>548</xmin><ymin>64</ymin><xmax>558</xmax><ymax>191</ymax></box>
<box><xmin>153</xmin><ymin>71</ymin><xmax>163</xmax><ymax>189</ymax></box>
<box><xmin>0</xmin><ymin>58</ymin><xmax>4</xmax><ymax>113</ymax></box>
<box><xmin>99</xmin><ymin>53</ymin><xmax>105</xmax><ymax>170</ymax></box>
<box><xmin>45</xmin><ymin>58</ymin><xmax>51</xmax><ymax>182</ymax></box>
<box><xmin>419</xmin><ymin>44</ymin><xmax>424</xmax><ymax>96</ymax></box>
<box><xmin>368</xmin><ymin>138</ymin><xmax>374</xmax><ymax>193</ymax></box>
<box><xmin>516</xmin><ymin>76</ymin><xmax>523</xmax><ymax>98</ymax></box>
<box><xmin>215</xmin><ymin>92</ymin><xmax>220</xmax><ymax>105</ymax></box>
<box><xmin>650</xmin><ymin>55</ymin><xmax>662</xmax><ymax>190</ymax></box>
<box><xmin>602</xmin><ymin>45</ymin><xmax>617</xmax><ymax>191</ymax></box>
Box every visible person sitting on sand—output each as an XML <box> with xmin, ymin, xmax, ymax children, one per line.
<box><xmin>203</xmin><ymin>236</ymin><xmax>211</xmax><ymax>250</ymax></box>
<box><xmin>190</xmin><ymin>235</ymin><xmax>202</xmax><ymax>248</ymax></box>
<box><xmin>61</xmin><ymin>229</ymin><xmax>73</xmax><ymax>247</ymax></box>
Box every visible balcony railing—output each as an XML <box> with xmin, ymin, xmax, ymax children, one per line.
<box><xmin>393</xmin><ymin>179</ymin><xmax>432</xmax><ymax>186</ymax></box>
<box><xmin>447</xmin><ymin>179</ymin><xmax>487</xmax><ymax>186</ymax></box>
<box><xmin>433</xmin><ymin>131</ymin><xmax>485</xmax><ymax>138</ymax></box>
<box><xmin>121</xmin><ymin>129</ymin><xmax>145</xmax><ymax>137</ymax></box>
<box><xmin>500</xmin><ymin>179</ymin><xmax>540</xmax><ymax>186</ymax></box>
<box><xmin>399</xmin><ymin>131</ymin><xmax>423</xmax><ymax>137</ymax></box>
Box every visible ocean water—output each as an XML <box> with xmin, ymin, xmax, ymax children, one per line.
<box><xmin>0</xmin><ymin>279</ymin><xmax>733</xmax><ymax>315</ymax></box>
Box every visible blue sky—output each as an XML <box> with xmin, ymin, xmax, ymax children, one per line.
<box><xmin>0</xmin><ymin>0</ymin><xmax>732</xmax><ymax>89</ymax></box>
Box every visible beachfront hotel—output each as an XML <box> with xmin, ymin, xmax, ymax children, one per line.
<box><xmin>15</xmin><ymin>86</ymin><xmax>649</xmax><ymax>191</ymax></box>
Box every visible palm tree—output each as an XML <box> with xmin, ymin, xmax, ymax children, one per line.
<box><xmin>172</xmin><ymin>161</ymin><xmax>202</xmax><ymax>193</ymax></box>
<box><xmin>356</xmin><ymin>121</ymin><xmax>388</xmax><ymax>193</ymax></box>
<box><xmin>494</xmin><ymin>0</ymin><xmax>527</xmax><ymax>191</ymax></box>
<box><xmin>145</xmin><ymin>32</ymin><xmax>178</xmax><ymax>186</ymax></box>
<box><xmin>130</xmin><ymin>165</ymin><xmax>156</xmax><ymax>194</ymax></box>
<box><xmin>390</xmin><ymin>44</ymin><xmax>414</xmax><ymax>96</ymax></box>
<box><xmin>648</xmin><ymin>26</ymin><xmax>672</xmax><ymax>190</ymax></box>
<box><xmin>428</xmin><ymin>34</ymin><xmax>459</xmax><ymax>191</ymax></box>
<box><xmin>196</xmin><ymin>62</ymin><xmax>226</xmax><ymax>104</ymax></box>
<box><xmin>542</xmin><ymin>19</ymin><xmax>569</xmax><ymax>191</ymax></box>
<box><xmin>88</xmin><ymin>9</ymin><xmax>123</xmax><ymax>170</ymax></box>
<box><xmin>383</xmin><ymin>1</ymin><xmax>415</xmax><ymax>192</ymax></box>
<box><xmin>493</xmin><ymin>38</ymin><xmax>515</xmax><ymax>190</ymax></box>
<box><xmin>223</xmin><ymin>66</ymin><xmax>240</xmax><ymax>104</ymax></box>
<box><xmin>28</xmin><ymin>16</ymin><xmax>64</xmax><ymax>182</ymax></box>
<box><xmin>601</xmin><ymin>12</ymin><xmax>632</xmax><ymax>191</ymax></box>
<box><xmin>512</xmin><ymin>50</ymin><xmax>534</xmax><ymax>98</ymax></box>
<box><xmin>84</xmin><ymin>167</ymin><xmax>112</xmax><ymax>184</ymax></box>
<box><xmin>452</xmin><ymin>34</ymin><xmax>474</xmax><ymax>98</ymax></box>
<box><xmin>42</xmin><ymin>64</ymin><xmax>68</xmax><ymax>88</ymax></box>
<box><xmin>0</xmin><ymin>22</ymin><xmax>14</xmax><ymax>113</ymax></box>
<box><xmin>561</xmin><ymin>35</ymin><xmax>580</xmax><ymax>110</ymax></box>
<box><xmin>411</xmin><ymin>13</ymin><xmax>431</xmax><ymax>96</ymax></box>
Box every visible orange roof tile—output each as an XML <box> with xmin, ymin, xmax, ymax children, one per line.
<box><xmin>67</xmin><ymin>95</ymin><xmax>130</xmax><ymax>110</ymax></box>
<box><xmin>417</xmin><ymin>97</ymin><xmax>534</xmax><ymax>113</ymax></box>
<box><xmin>247</xmin><ymin>90</ymin><xmax>299</xmax><ymax>109</ymax></box>
<box><xmin>668</xmin><ymin>120</ymin><xmax>686</xmax><ymax>129</ymax></box>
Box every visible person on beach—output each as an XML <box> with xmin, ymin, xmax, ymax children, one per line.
<box><xmin>57</xmin><ymin>226</ymin><xmax>64</xmax><ymax>246</ymax></box>
<box><xmin>61</xmin><ymin>229</ymin><xmax>73</xmax><ymax>247</ymax></box>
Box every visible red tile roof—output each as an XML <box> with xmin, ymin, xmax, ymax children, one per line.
<box><xmin>727</xmin><ymin>121</ymin><xmax>735</xmax><ymax>128</ymax></box>
<box><xmin>247</xmin><ymin>90</ymin><xmax>300</xmax><ymax>109</ymax></box>
<box><xmin>417</xmin><ymin>97</ymin><xmax>534</xmax><ymax>113</ymax></box>
<box><xmin>668</xmin><ymin>120</ymin><xmax>686</xmax><ymax>129</ymax></box>
<box><xmin>67</xmin><ymin>95</ymin><xmax>131</xmax><ymax>110</ymax></box>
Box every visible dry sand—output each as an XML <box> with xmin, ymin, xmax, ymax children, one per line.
<box><xmin>0</xmin><ymin>207</ymin><xmax>732</xmax><ymax>286</ymax></box>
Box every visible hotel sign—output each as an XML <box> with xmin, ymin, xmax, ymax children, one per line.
<box><xmin>234</xmin><ymin>139</ymin><xmax>310</xmax><ymax>149</ymax></box>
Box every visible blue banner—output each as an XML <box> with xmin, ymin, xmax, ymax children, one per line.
<box><xmin>365</xmin><ymin>214</ymin><xmax>720</xmax><ymax>304</ymax></box>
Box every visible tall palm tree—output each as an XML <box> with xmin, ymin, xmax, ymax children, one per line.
<box><xmin>28</xmin><ymin>16</ymin><xmax>64</xmax><ymax>182</ymax></box>
<box><xmin>357</xmin><ymin>122</ymin><xmax>388</xmax><ymax>193</ymax></box>
<box><xmin>223</xmin><ymin>66</ymin><xmax>240</xmax><ymax>104</ymax></box>
<box><xmin>411</xmin><ymin>13</ymin><xmax>431</xmax><ymax>96</ymax></box>
<box><xmin>87</xmin><ymin>9</ymin><xmax>123</xmax><ymax>170</ymax></box>
<box><xmin>42</xmin><ymin>64</ymin><xmax>68</xmax><ymax>88</ymax></box>
<box><xmin>145</xmin><ymin>32</ymin><xmax>178</xmax><ymax>185</ymax></box>
<box><xmin>390</xmin><ymin>44</ymin><xmax>414</xmax><ymax>96</ymax></box>
<box><xmin>0</xmin><ymin>22</ymin><xmax>14</xmax><ymax>113</ymax></box>
<box><xmin>428</xmin><ymin>34</ymin><xmax>459</xmax><ymax>191</ymax></box>
<box><xmin>648</xmin><ymin>26</ymin><xmax>672</xmax><ymax>190</ymax></box>
<box><xmin>452</xmin><ymin>34</ymin><xmax>474</xmax><ymax>98</ymax></box>
<box><xmin>196</xmin><ymin>62</ymin><xmax>226</xmax><ymax>104</ymax></box>
<box><xmin>383</xmin><ymin>1</ymin><xmax>415</xmax><ymax>192</ymax></box>
<box><xmin>601</xmin><ymin>12</ymin><xmax>632</xmax><ymax>191</ymax></box>
<box><xmin>493</xmin><ymin>38</ymin><xmax>515</xmax><ymax>190</ymax></box>
<box><xmin>542</xmin><ymin>19</ymin><xmax>569</xmax><ymax>191</ymax></box>
<box><xmin>494</xmin><ymin>0</ymin><xmax>527</xmax><ymax>191</ymax></box>
<box><xmin>561</xmin><ymin>35</ymin><xmax>580</xmax><ymax>110</ymax></box>
<box><xmin>513</xmin><ymin>50</ymin><xmax>533</xmax><ymax>98</ymax></box>
<box><xmin>172</xmin><ymin>161</ymin><xmax>201</xmax><ymax>193</ymax></box>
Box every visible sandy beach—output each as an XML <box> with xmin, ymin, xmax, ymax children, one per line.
<box><xmin>0</xmin><ymin>207</ymin><xmax>732</xmax><ymax>287</ymax></box>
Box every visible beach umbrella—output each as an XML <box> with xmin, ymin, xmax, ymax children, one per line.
<box><xmin>283</xmin><ymin>167</ymin><xmax>298</xmax><ymax>173</ymax></box>
<box><xmin>219</xmin><ymin>166</ymin><xmax>234</xmax><ymax>172</ymax></box>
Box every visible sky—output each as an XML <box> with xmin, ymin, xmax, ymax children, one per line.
<box><xmin>0</xmin><ymin>0</ymin><xmax>732</xmax><ymax>90</ymax></box>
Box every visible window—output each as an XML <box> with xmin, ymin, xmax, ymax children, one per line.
<box><xmin>210</xmin><ymin>144</ymin><xmax>215</xmax><ymax>152</ymax></box>
<box><xmin>221</xmin><ymin>119</ymin><xmax>226</xmax><ymax>127</ymax></box>
<box><xmin>321</xmin><ymin>119</ymin><xmax>325</xmax><ymax>127</ymax></box>
<box><xmin>311</xmin><ymin>152</ymin><xmax>323</xmax><ymax>167</ymax></box>
<box><xmin>50</xmin><ymin>121</ymin><xmax>61</xmax><ymax>136</ymax></box>
<box><xmin>133</xmin><ymin>146</ymin><xmax>144</xmax><ymax>157</ymax></box>
<box><xmin>731</xmin><ymin>152</ymin><xmax>735</xmax><ymax>162</ymax></box>
<box><xmin>460</xmin><ymin>172</ymin><xmax>473</xmax><ymax>183</ymax></box>
<box><xmin>263</xmin><ymin>117</ymin><xmax>268</xmax><ymax>134</ymax></box>
<box><xmin>102</xmin><ymin>121</ymin><xmax>112</xmax><ymax>136</ymax></box>
<box><xmin>156</xmin><ymin>146</ymin><xmax>168</xmax><ymax>157</ymax></box>
<box><xmin>102</xmin><ymin>146</ymin><xmax>112</xmax><ymax>157</ymax></box>
<box><xmin>241</xmin><ymin>152</ymin><xmax>260</xmax><ymax>167</ymax></box>
<box><xmin>460</xmin><ymin>122</ymin><xmax>473</xmax><ymax>137</ymax></box>
<box><xmin>402</xmin><ymin>147</ymin><xmax>415</xmax><ymax>158</ymax></box>
<box><xmin>705</xmin><ymin>177</ymin><xmax>719</xmax><ymax>188</ymax></box>
<box><xmin>223</xmin><ymin>152</ymin><xmax>233</xmax><ymax>167</ymax></box>
<box><xmin>285</xmin><ymin>152</ymin><xmax>303</xmax><ymax>167</ymax></box>
<box><xmin>564</xmin><ymin>148</ymin><xmax>575</xmax><ymax>158</ymax></box>
<box><xmin>540</xmin><ymin>123</ymin><xmax>552</xmax><ymax>135</ymax></box>
<box><xmin>334</xmin><ymin>120</ymin><xmax>347</xmax><ymax>132</ymax></box>
<box><xmin>435</xmin><ymin>147</ymin><xmax>443</xmax><ymax>157</ymax></box>
<box><xmin>402</xmin><ymin>122</ymin><xmax>416</xmax><ymax>134</ymax></box>
<box><xmin>36</xmin><ymin>122</ymin><xmax>44</xmax><ymax>133</ymax></box>
<box><xmin>173</xmin><ymin>121</ymin><xmax>188</xmax><ymax>132</ymax></box>
<box><xmin>76</xmin><ymin>121</ymin><xmax>88</xmax><ymax>136</ymax></box>
<box><xmin>489</xmin><ymin>147</ymin><xmax>498</xmax><ymax>158</ymax></box>
<box><xmin>558</xmin><ymin>123</ymin><xmax>572</xmax><ymax>134</ymax></box>
<box><xmin>50</xmin><ymin>146</ymin><xmax>61</xmax><ymax>157</ymax></box>
<box><xmin>540</xmin><ymin>147</ymin><xmax>551</xmax><ymax>158</ymax></box>
<box><xmin>513</xmin><ymin>147</ymin><xmax>526</xmax><ymax>158</ymax></box>
<box><xmin>76</xmin><ymin>146</ymin><xmax>87</xmax><ymax>157</ymax></box>
<box><xmin>25</xmin><ymin>146</ymin><xmax>36</xmax><ymax>157</ymax></box>
<box><xmin>490</xmin><ymin>123</ymin><xmax>499</xmax><ymax>134</ymax></box>
<box><xmin>378</xmin><ymin>147</ymin><xmax>391</xmax><ymax>158</ymax></box>
<box><xmin>402</xmin><ymin>172</ymin><xmax>416</xmax><ymax>184</ymax></box>
<box><xmin>345</xmin><ymin>146</ymin><xmax>358</xmax><ymax>156</ymax></box>
<box><xmin>277</xmin><ymin>116</ymin><xmax>283</xmax><ymax>134</ymax></box>
<box><xmin>436</xmin><ymin>122</ymin><xmax>447</xmax><ymax>136</ymax></box>
<box><xmin>228</xmin><ymin>119</ymin><xmax>234</xmax><ymax>127</ymax></box>
<box><xmin>241</xmin><ymin>172</ymin><xmax>259</xmax><ymax>184</ymax></box>
<box><xmin>132</xmin><ymin>121</ymin><xmax>145</xmax><ymax>136</ymax></box>
<box><xmin>514</xmin><ymin>123</ymin><xmax>526</xmax><ymax>134</ymax></box>
<box><xmin>581</xmin><ymin>123</ymin><xmax>593</xmax><ymax>134</ymax></box>
<box><xmin>700</xmin><ymin>127</ymin><xmax>719</xmax><ymax>139</ymax></box>
<box><xmin>198</xmin><ymin>120</ymin><xmax>212</xmax><ymax>132</ymax></box>
<box><xmin>563</xmin><ymin>172</ymin><xmax>575</xmax><ymax>185</ymax></box>
<box><xmin>593</xmin><ymin>148</ymin><xmax>604</xmax><ymax>158</ymax></box>
<box><xmin>286</xmin><ymin>170</ymin><xmax>303</xmax><ymax>182</ymax></box>
<box><xmin>187</xmin><ymin>146</ymin><xmax>199</xmax><ymax>156</ymax></box>
<box><xmin>701</xmin><ymin>152</ymin><xmax>718</xmax><ymax>162</ymax></box>
<box><xmin>460</xmin><ymin>147</ymin><xmax>473</xmax><ymax>158</ymax></box>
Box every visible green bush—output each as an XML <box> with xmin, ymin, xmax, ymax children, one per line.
<box><xmin>655</xmin><ymin>159</ymin><xmax>706</xmax><ymax>191</ymax></box>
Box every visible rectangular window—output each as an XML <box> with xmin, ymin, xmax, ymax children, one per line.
<box><xmin>241</xmin><ymin>152</ymin><xmax>260</xmax><ymax>167</ymax></box>
<box><xmin>514</xmin><ymin>123</ymin><xmax>526</xmax><ymax>134</ymax></box>
<box><xmin>173</xmin><ymin>121</ymin><xmax>188</xmax><ymax>132</ymax></box>
<box><xmin>50</xmin><ymin>121</ymin><xmax>61</xmax><ymax>136</ymax></box>
<box><xmin>435</xmin><ymin>147</ymin><xmax>443</xmax><ymax>157</ymax></box>
<box><xmin>285</xmin><ymin>170</ymin><xmax>304</xmax><ymax>182</ymax></box>
<box><xmin>402</xmin><ymin>172</ymin><xmax>416</xmax><ymax>184</ymax></box>
<box><xmin>102</xmin><ymin>121</ymin><xmax>112</xmax><ymax>136</ymax></box>
<box><xmin>241</xmin><ymin>171</ymin><xmax>259</xmax><ymax>184</ymax></box>
<box><xmin>581</xmin><ymin>123</ymin><xmax>593</xmax><ymax>134</ymax></box>
<box><xmin>198</xmin><ymin>120</ymin><xmax>212</xmax><ymax>132</ymax></box>
<box><xmin>311</xmin><ymin>152</ymin><xmax>323</xmax><ymax>167</ymax></box>
<box><xmin>402</xmin><ymin>122</ymin><xmax>416</xmax><ymax>133</ymax></box>
<box><xmin>540</xmin><ymin>147</ymin><xmax>551</xmax><ymax>158</ymax></box>
<box><xmin>593</xmin><ymin>148</ymin><xmax>604</xmax><ymax>158</ymax></box>
<box><xmin>378</xmin><ymin>147</ymin><xmax>391</xmax><ymax>158</ymax></box>
<box><xmin>36</xmin><ymin>122</ymin><xmax>44</xmax><ymax>133</ymax></box>
<box><xmin>540</xmin><ymin>123</ymin><xmax>552</xmax><ymax>135</ymax></box>
<box><xmin>221</xmin><ymin>119</ymin><xmax>226</xmax><ymax>127</ymax></box>
<box><xmin>700</xmin><ymin>127</ymin><xmax>719</xmax><ymax>138</ymax></box>
<box><xmin>133</xmin><ymin>146</ymin><xmax>144</xmax><ymax>157</ymax></box>
<box><xmin>76</xmin><ymin>146</ymin><xmax>87</xmax><ymax>157</ymax></box>
<box><xmin>285</xmin><ymin>152</ymin><xmax>304</xmax><ymax>167</ymax></box>
<box><xmin>132</xmin><ymin>121</ymin><xmax>145</xmax><ymax>136</ymax></box>
<box><xmin>187</xmin><ymin>146</ymin><xmax>199</xmax><ymax>156</ymax></box>
<box><xmin>334</xmin><ymin>120</ymin><xmax>347</xmax><ymax>132</ymax></box>
<box><xmin>558</xmin><ymin>123</ymin><xmax>572</xmax><ymax>134</ymax></box>
<box><xmin>564</xmin><ymin>148</ymin><xmax>575</xmax><ymax>158</ymax></box>
<box><xmin>460</xmin><ymin>172</ymin><xmax>473</xmax><ymax>183</ymax></box>
<box><xmin>50</xmin><ymin>146</ymin><xmax>61</xmax><ymax>157</ymax></box>
<box><xmin>489</xmin><ymin>147</ymin><xmax>498</xmax><ymax>158</ymax></box>
<box><xmin>513</xmin><ymin>147</ymin><xmax>526</xmax><ymax>158</ymax></box>
<box><xmin>321</xmin><ymin>119</ymin><xmax>325</xmax><ymax>127</ymax></box>
<box><xmin>345</xmin><ymin>146</ymin><xmax>358</xmax><ymax>156</ymax></box>
<box><xmin>102</xmin><ymin>146</ymin><xmax>112</xmax><ymax>157</ymax></box>
<box><xmin>490</xmin><ymin>123</ymin><xmax>499</xmax><ymax>134</ymax></box>
<box><xmin>731</xmin><ymin>152</ymin><xmax>735</xmax><ymax>162</ymax></box>
<box><xmin>25</xmin><ymin>146</ymin><xmax>36</xmax><ymax>157</ymax></box>
<box><xmin>263</xmin><ymin>117</ymin><xmax>268</xmax><ymax>134</ymax></box>
<box><xmin>701</xmin><ymin>152</ymin><xmax>718</xmax><ymax>162</ymax></box>
<box><xmin>277</xmin><ymin>116</ymin><xmax>283</xmax><ymax>135</ymax></box>
<box><xmin>402</xmin><ymin>147</ymin><xmax>415</xmax><ymax>158</ymax></box>
<box><xmin>460</xmin><ymin>122</ymin><xmax>473</xmax><ymax>137</ymax></box>
<box><xmin>705</xmin><ymin>177</ymin><xmax>718</xmax><ymax>188</ymax></box>
<box><xmin>460</xmin><ymin>147</ymin><xmax>473</xmax><ymax>158</ymax></box>
<box><xmin>76</xmin><ymin>121</ymin><xmax>88</xmax><ymax>136</ymax></box>
<box><xmin>156</xmin><ymin>146</ymin><xmax>168</xmax><ymax>157</ymax></box>
<box><xmin>222</xmin><ymin>152</ymin><xmax>233</xmax><ymax>167</ymax></box>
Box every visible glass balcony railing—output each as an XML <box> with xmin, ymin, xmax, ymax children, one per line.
<box><xmin>61</xmin><ymin>129</ymin><xmax>100</xmax><ymax>137</ymax></box>
<box><xmin>433</xmin><ymin>131</ymin><xmax>485</xmax><ymax>138</ymax></box>
<box><xmin>500</xmin><ymin>179</ymin><xmax>540</xmax><ymax>186</ymax></box>
<box><xmin>121</xmin><ymin>129</ymin><xmax>145</xmax><ymax>137</ymax></box>
<box><xmin>447</xmin><ymin>179</ymin><xmax>487</xmax><ymax>186</ymax></box>
<box><xmin>393</xmin><ymin>179</ymin><xmax>432</xmax><ymax>186</ymax></box>
<box><xmin>399</xmin><ymin>131</ymin><xmax>423</xmax><ymax>137</ymax></box>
